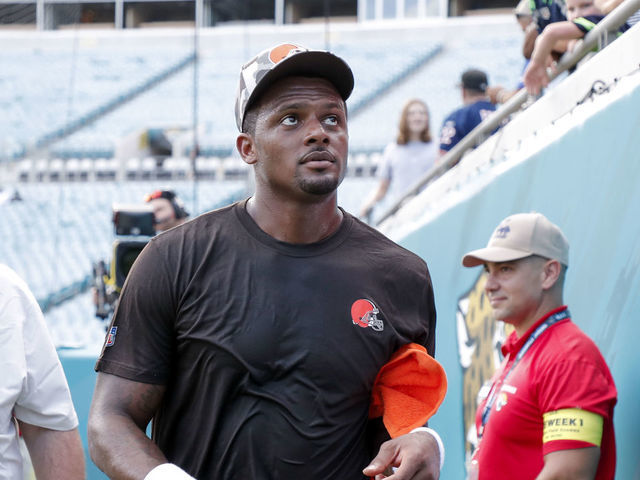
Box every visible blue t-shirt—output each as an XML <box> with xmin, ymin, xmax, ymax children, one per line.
<box><xmin>439</xmin><ymin>100</ymin><xmax>496</xmax><ymax>153</ymax></box>
<box><xmin>530</xmin><ymin>0</ymin><xmax>567</xmax><ymax>32</ymax></box>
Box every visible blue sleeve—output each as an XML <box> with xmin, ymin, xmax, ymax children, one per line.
<box><xmin>439</xmin><ymin>113</ymin><xmax>461</xmax><ymax>152</ymax></box>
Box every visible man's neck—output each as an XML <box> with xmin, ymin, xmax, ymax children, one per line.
<box><xmin>463</xmin><ymin>92</ymin><xmax>488</xmax><ymax>105</ymax></box>
<box><xmin>246</xmin><ymin>194</ymin><xmax>343</xmax><ymax>244</ymax></box>
<box><xmin>513</xmin><ymin>299</ymin><xmax>564</xmax><ymax>338</ymax></box>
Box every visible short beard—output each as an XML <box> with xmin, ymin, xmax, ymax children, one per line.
<box><xmin>299</xmin><ymin>176</ymin><xmax>341</xmax><ymax>196</ymax></box>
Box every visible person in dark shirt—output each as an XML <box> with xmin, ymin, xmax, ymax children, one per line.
<box><xmin>531</xmin><ymin>0</ymin><xmax>568</xmax><ymax>33</ymax></box>
<box><xmin>438</xmin><ymin>69</ymin><xmax>496</xmax><ymax>157</ymax></box>
<box><xmin>522</xmin><ymin>0</ymin><xmax>567</xmax><ymax>64</ymax></box>
<box><xmin>88</xmin><ymin>43</ymin><xmax>444</xmax><ymax>480</ymax></box>
<box><xmin>523</xmin><ymin>0</ymin><xmax>628</xmax><ymax>95</ymax></box>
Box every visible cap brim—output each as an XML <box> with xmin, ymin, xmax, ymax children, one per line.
<box><xmin>245</xmin><ymin>50</ymin><xmax>354</xmax><ymax>115</ymax></box>
<box><xmin>461</xmin><ymin>247</ymin><xmax>532</xmax><ymax>267</ymax></box>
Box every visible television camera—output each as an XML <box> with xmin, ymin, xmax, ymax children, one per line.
<box><xmin>92</xmin><ymin>203</ymin><xmax>156</xmax><ymax>321</ymax></box>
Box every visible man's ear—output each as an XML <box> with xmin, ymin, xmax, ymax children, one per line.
<box><xmin>541</xmin><ymin>259</ymin><xmax>561</xmax><ymax>290</ymax></box>
<box><xmin>236</xmin><ymin>133</ymin><xmax>257</xmax><ymax>165</ymax></box>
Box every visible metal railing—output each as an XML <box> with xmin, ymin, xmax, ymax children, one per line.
<box><xmin>376</xmin><ymin>0</ymin><xmax>640</xmax><ymax>225</ymax></box>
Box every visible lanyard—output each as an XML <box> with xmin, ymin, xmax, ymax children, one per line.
<box><xmin>478</xmin><ymin>309</ymin><xmax>570</xmax><ymax>439</ymax></box>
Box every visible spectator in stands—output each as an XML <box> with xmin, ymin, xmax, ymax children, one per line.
<box><xmin>531</xmin><ymin>0</ymin><xmax>568</xmax><ymax>37</ymax></box>
<box><xmin>0</xmin><ymin>264</ymin><xmax>85</xmax><ymax>479</ymax></box>
<box><xmin>439</xmin><ymin>69</ymin><xmax>496</xmax><ymax>157</ymax></box>
<box><xmin>461</xmin><ymin>213</ymin><xmax>616</xmax><ymax>480</ymax></box>
<box><xmin>523</xmin><ymin>0</ymin><xmax>629</xmax><ymax>95</ymax></box>
<box><xmin>88</xmin><ymin>43</ymin><xmax>443</xmax><ymax>480</ymax></box>
<box><xmin>595</xmin><ymin>0</ymin><xmax>640</xmax><ymax>25</ymax></box>
<box><xmin>144</xmin><ymin>189</ymin><xmax>189</xmax><ymax>232</ymax></box>
<box><xmin>487</xmin><ymin>0</ymin><xmax>533</xmax><ymax>105</ymax></box>
<box><xmin>523</xmin><ymin>0</ymin><xmax>568</xmax><ymax>60</ymax></box>
<box><xmin>359</xmin><ymin>98</ymin><xmax>437</xmax><ymax>222</ymax></box>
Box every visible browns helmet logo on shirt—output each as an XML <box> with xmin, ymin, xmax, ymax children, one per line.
<box><xmin>351</xmin><ymin>299</ymin><xmax>384</xmax><ymax>331</ymax></box>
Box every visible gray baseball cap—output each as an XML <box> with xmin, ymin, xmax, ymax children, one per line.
<box><xmin>462</xmin><ymin>213</ymin><xmax>569</xmax><ymax>267</ymax></box>
<box><xmin>234</xmin><ymin>42</ymin><xmax>355</xmax><ymax>132</ymax></box>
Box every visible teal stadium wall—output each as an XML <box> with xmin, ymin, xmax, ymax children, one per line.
<box><xmin>398</xmin><ymin>81</ymin><xmax>640</xmax><ymax>479</ymax></box>
<box><xmin>60</xmin><ymin>80</ymin><xmax>640</xmax><ymax>479</ymax></box>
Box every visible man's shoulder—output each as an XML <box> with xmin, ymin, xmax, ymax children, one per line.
<box><xmin>153</xmin><ymin>202</ymin><xmax>239</xmax><ymax>239</ymax></box>
<box><xmin>540</xmin><ymin>320</ymin><xmax>606</xmax><ymax>363</ymax></box>
<box><xmin>0</xmin><ymin>264</ymin><xmax>32</xmax><ymax>303</ymax></box>
<box><xmin>469</xmin><ymin>99</ymin><xmax>496</xmax><ymax>112</ymax></box>
<box><xmin>186</xmin><ymin>201</ymin><xmax>239</xmax><ymax>225</ymax></box>
<box><xmin>347</xmin><ymin>214</ymin><xmax>428</xmax><ymax>267</ymax></box>
<box><xmin>443</xmin><ymin>107</ymin><xmax>463</xmax><ymax>123</ymax></box>
<box><xmin>448</xmin><ymin>101</ymin><xmax>493</xmax><ymax>120</ymax></box>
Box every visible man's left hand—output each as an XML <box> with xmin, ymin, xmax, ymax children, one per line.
<box><xmin>363</xmin><ymin>431</ymin><xmax>440</xmax><ymax>479</ymax></box>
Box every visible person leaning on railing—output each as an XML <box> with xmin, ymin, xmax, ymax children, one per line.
<box><xmin>523</xmin><ymin>0</ymin><xmax>630</xmax><ymax>95</ymax></box>
<box><xmin>595</xmin><ymin>0</ymin><xmax>640</xmax><ymax>25</ymax></box>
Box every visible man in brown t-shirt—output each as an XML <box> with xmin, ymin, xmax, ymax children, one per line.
<box><xmin>88</xmin><ymin>43</ymin><xmax>444</xmax><ymax>480</ymax></box>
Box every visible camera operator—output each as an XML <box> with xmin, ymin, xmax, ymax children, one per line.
<box><xmin>144</xmin><ymin>189</ymin><xmax>189</xmax><ymax>233</ymax></box>
<box><xmin>92</xmin><ymin>190</ymin><xmax>189</xmax><ymax>321</ymax></box>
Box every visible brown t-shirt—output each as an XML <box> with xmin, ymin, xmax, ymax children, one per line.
<box><xmin>96</xmin><ymin>200</ymin><xmax>436</xmax><ymax>479</ymax></box>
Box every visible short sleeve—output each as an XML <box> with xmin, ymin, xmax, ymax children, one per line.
<box><xmin>96</xmin><ymin>237</ymin><xmax>178</xmax><ymax>384</ymax></box>
<box><xmin>572</xmin><ymin>16</ymin><xmax>596</xmax><ymax>34</ymax></box>
<box><xmin>8</xmin><ymin>291</ymin><xmax>78</xmax><ymax>430</ymax></box>
<box><xmin>439</xmin><ymin>115</ymin><xmax>458</xmax><ymax>152</ymax></box>
<box><xmin>538</xmin><ymin>359</ymin><xmax>613</xmax><ymax>417</ymax></box>
<box><xmin>422</xmin><ymin>272</ymin><xmax>437</xmax><ymax>357</ymax></box>
<box><xmin>537</xmin><ymin>358</ymin><xmax>615</xmax><ymax>453</ymax></box>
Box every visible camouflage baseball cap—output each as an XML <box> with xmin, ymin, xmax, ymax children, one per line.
<box><xmin>234</xmin><ymin>43</ymin><xmax>355</xmax><ymax>132</ymax></box>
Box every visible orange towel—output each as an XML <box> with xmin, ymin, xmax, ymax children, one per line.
<box><xmin>369</xmin><ymin>343</ymin><xmax>447</xmax><ymax>438</ymax></box>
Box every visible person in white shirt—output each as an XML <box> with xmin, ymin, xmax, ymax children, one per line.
<box><xmin>0</xmin><ymin>264</ymin><xmax>85</xmax><ymax>479</ymax></box>
<box><xmin>360</xmin><ymin>98</ymin><xmax>437</xmax><ymax>222</ymax></box>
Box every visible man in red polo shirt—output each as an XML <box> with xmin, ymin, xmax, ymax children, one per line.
<box><xmin>461</xmin><ymin>212</ymin><xmax>616</xmax><ymax>480</ymax></box>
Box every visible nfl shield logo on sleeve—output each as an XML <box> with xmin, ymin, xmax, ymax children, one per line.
<box><xmin>106</xmin><ymin>326</ymin><xmax>118</xmax><ymax>347</ymax></box>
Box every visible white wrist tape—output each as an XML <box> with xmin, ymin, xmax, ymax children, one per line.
<box><xmin>144</xmin><ymin>463</ymin><xmax>196</xmax><ymax>480</ymax></box>
<box><xmin>410</xmin><ymin>427</ymin><xmax>445</xmax><ymax>471</ymax></box>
